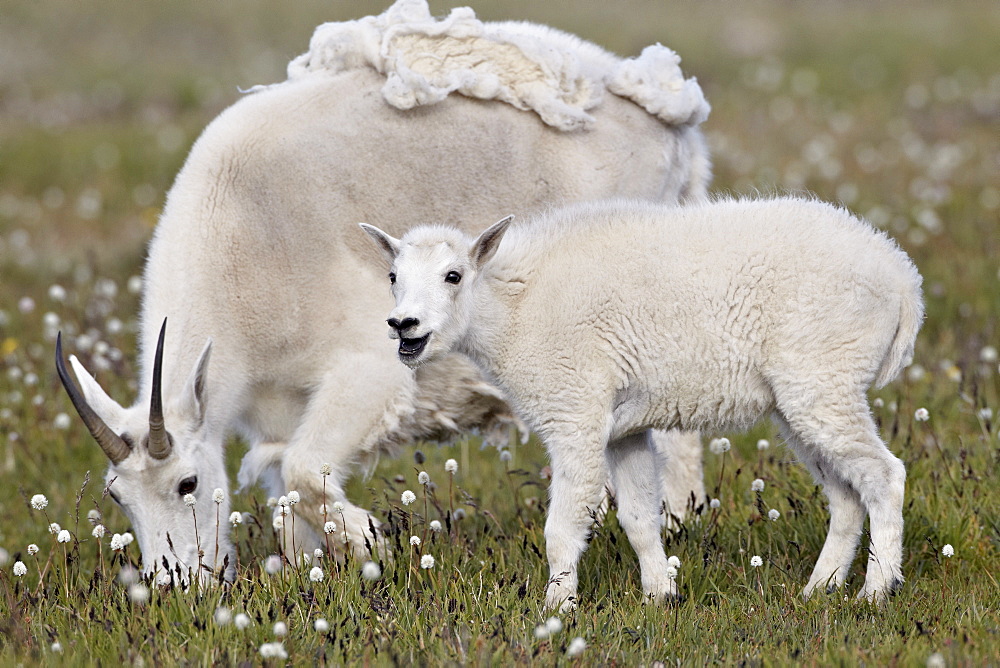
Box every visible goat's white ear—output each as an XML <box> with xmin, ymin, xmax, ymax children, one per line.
<box><xmin>359</xmin><ymin>223</ymin><xmax>401</xmax><ymax>264</ymax></box>
<box><xmin>178</xmin><ymin>339</ymin><xmax>211</xmax><ymax>427</ymax></box>
<box><xmin>68</xmin><ymin>355</ymin><xmax>127</xmax><ymax>426</ymax></box>
<box><xmin>471</xmin><ymin>215</ymin><xmax>513</xmax><ymax>268</ymax></box>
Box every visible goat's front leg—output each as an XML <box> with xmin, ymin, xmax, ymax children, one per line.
<box><xmin>281</xmin><ymin>348</ymin><xmax>416</xmax><ymax>563</ymax></box>
<box><xmin>543</xmin><ymin>425</ymin><xmax>609</xmax><ymax>612</ymax></box>
<box><xmin>609</xmin><ymin>430</ymin><xmax>677</xmax><ymax>603</ymax></box>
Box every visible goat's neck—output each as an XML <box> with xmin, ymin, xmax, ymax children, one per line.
<box><xmin>456</xmin><ymin>276</ymin><xmax>511</xmax><ymax>381</ymax></box>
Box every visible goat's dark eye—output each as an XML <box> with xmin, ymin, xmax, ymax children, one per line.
<box><xmin>388</xmin><ymin>272</ymin><xmax>396</xmax><ymax>284</ymax></box>
<box><xmin>177</xmin><ymin>476</ymin><xmax>198</xmax><ymax>496</ymax></box>
<box><xmin>445</xmin><ymin>271</ymin><xmax>462</xmax><ymax>284</ymax></box>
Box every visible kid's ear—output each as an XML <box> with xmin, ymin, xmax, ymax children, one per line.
<box><xmin>471</xmin><ymin>215</ymin><xmax>513</xmax><ymax>269</ymax></box>
<box><xmin>359</xmin><ymin>224</ymin><xmax>401</xmax><ymax>264</ymax></box>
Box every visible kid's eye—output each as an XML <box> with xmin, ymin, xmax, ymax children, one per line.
<box><xmin>445</xmin><ymin>271</ymin><xmax>461</xmax><ymax>284</ymax></box>
<box><xmin>388</xmin><ymin>272</ymin><xmax>396</xmax><ymax>284</ymax></box>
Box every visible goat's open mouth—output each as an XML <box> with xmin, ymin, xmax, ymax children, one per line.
<box><xmin>398</xmin><ymin>334</ymin><xmax>430</xmax><ymax>358</ymax></box>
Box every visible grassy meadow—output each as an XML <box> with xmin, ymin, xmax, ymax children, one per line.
<box><xmin>1</xmin><ymin>0</ymin><xmax>998</xmax><ymax>664</ymax></box>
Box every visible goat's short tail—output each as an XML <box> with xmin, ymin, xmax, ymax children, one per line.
<box><xmin>874</xmin><ymin>286</ymin><xmax>924</xmax><ymax>389</ymax></box>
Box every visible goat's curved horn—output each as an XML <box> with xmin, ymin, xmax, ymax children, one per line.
<box><xmin>55</xmin><ymin>332</ymin><xmax>131</xmax><ymax>465</ymax></box>
<box><xmin>146</xmin><ymin>318</ymin><xmax>173</xmax><ymax>460</ymax></box>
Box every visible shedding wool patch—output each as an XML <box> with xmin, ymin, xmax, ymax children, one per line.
<box><xmin>275</xmin><ymin>0</ymin><xmax>708</xmax><ymax>131</ymax></box>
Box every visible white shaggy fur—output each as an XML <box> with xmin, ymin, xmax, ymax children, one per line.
<box><xmin>59</xmin><ymin>0</ymin><xmax>711</xmax><ymax>582</ymax></box>
<box><xmin>362</xmin><ymin>197</ymin><xmax>923</xmax><ymax>611</ymax></box>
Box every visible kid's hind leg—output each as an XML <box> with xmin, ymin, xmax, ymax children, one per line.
<box><xmin>543</xmin><ymin>425</ymin><xmax>610</xmax><ymax>612</ymax></box>
<box><xmin>774</xmin><ymin>417</ymin><xmax>866</xmax><ymax>597</ymax></box>
<box><xmin>608</xmin><ymin>430</ymin><xmax>677</xmax><ymax>604</ymax></box>
<box><xmin>778</xmin><ymin>395</ymin><xmax>906</xmax><ymax>602</ymax></box>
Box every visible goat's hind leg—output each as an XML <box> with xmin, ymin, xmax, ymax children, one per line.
<box><xmin>776</xmin><ymin>418</ymin><xmax>865</xmax><ymax>598</ymax></box>
<box><xmin>779</xmin><ymin>399</ymin><xmax>906</xmax><ymax>602</ymax></box>
<box><xmin>608</xmin><ymin>430</ymin><xmax>677</xmax><ymax>603</ymax></box>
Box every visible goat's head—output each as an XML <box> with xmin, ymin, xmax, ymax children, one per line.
<box><xmin>56</xmin><ymin>319</ymin><xmax>233</xmax><ymax>585</ymax></box>
<box><xmin>360</xmin><ymin>216</ymin><xmax>513</xmax><ymax>368</ymax></box>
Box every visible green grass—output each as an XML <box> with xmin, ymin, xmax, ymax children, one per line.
<box><xmin>1</xmin><ymin>0</ymin><xmax>999</xmax><ymax>664</ymax></box>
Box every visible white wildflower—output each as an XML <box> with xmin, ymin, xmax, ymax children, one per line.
<box><xmin>118</xmin><ymin>566</ymin><xmax>139</xmax><ymax>585</ymax></box>
<box><xmin>234</xmin><ymin>613</ymin><xmax>251</xmax><ymax>630</ymax></box>
<box><xmin>56</xmin><ymin>529</ymin><xmax>71</xmax><ymax>544</ymax></box>
<box><xmin>750</xmin><ymin>555</ymin><xmax>764</xmax><ymax>567</ymax></box>
<box><xmin>320</xmin><ymin>462</ymin><xmax>332</xmax><ymax>475</ymax></box>
<box><xmin>332</xmin><ymin>501</ymin><xmax>345</xmax><ymax>513</ymax></box>
<box><xmin>534</xmin><ymin>624</ymin><xmax>550</xmax><ymax>640</ymax></box>
<box><xmin>667</xmin><ymin>555</ymin><xmax>681</xmax><ymax>569</ymax></box>
<box><xmin>977</xmin><ymin>407</ymin><xmax>993</xmax><ymax>421</ymax></box>
<box><xmin>981</xmin><ymin>346</ymin><xmax>998</xmax><ymax>363</ymax></box>
<box><xmin>429</xmin><ymin>520</ymin><xmax>442</xmax><ymax>532</ymax></box>
<box><xmin>361</xmin><ymin>561</ymin><xmax>382</xmax><ymax>580</ymax></box>
<box><xmin>277</xmin><ymin>495</ymin><xmax>289</xmax><ymax>508</ymax></box>
<box><xmin>266</xmin><ymin>497</ymin><xmax>278</xmax><ymax>508</ymax></box>
<box><xmin>259</xmin><ymin>642</ymin><xmax>288</xmax><ymax>660</ymax></box>
<box><xmin>666</xmin><ymin>565</ymin><xmax>678</xmax><ymax>580</ymax></box>
<box><xmin>229</xmin><ymin>511</ymin><xmax>243</xmax><ymax>527</ymax></box>
<box><xmin>751</xmin><ymin>478</ymin><xmax>765</xmax><ymax>492</ymax></box>
<box><xmin>264</xmin><ymin>555</ymin><xmax>282</xmax><ymax>575</ymax></box>
<box><xmin>417</xmin><ymin>471</ymin><xmax>430</xmax><ymax>485</ymax></box>
<box><xmin>942</xmin><ymin>544</ymin><xmax>954</xmax><ymax>558</ymax></box>
<box><xmin>212</xmin><ymin>488</ymin><xmax>224</xmax><ymax>504</ymax></box>
<box><xmin>155</xmin><ymin>572</ymin><xmax>171</xmax><ymax>586</ymax></box>
<box><xmin>214</xmin><ymin>607</ymin><xmax>232</xmax><ymax>626</ymax></box>
<box><xmin>30</xmin><ymin>494</ymin><xmax>48</xmax><ymax>510</ymax></box>
<box><xmin>128</xmin><ymin>583</ymin><xmax>149</xmax><ymax>605</ymax></box>
<box><xmin>453</xmin><ymin>508</ymin><xmax>466</xmax><ymax>520</ymax></box>
<box><xmin>401</xmin><ymin>490</ymin><xmax>416</xmax><ymax>506</ymax></box>
<box><xmin>121</xmin><ymin>532</ymin><xmax>133</xmax><ymax>546</ymax></box>
<box><xmin>420</xmin><ymin>554</ymin><xmax>435</xmax><ymax>569</ymax></box>
<box><xmin>51</xmin><ymin>641</ymin><xmax>62</xmax><ymax>653</ymax></box>
<box><xmin>287</xmin><ymin>491</ymin><xmax>300</xmax><ymax>505</ymax></box>
<box><xmin>709</xmin><ymin>498</ymin><xmax>721</xmax><ymax>510</ymax></box>
<box><xmin>768</xmin><ymin>509</ymin><xmax>781</xmax><ymax>521</ymax></box>
<box><xmin>323</xmin><ymin>521</ymin><xmax>336</xmax><ymax>535</ymax></box>
<box><xmin>709</xmin><ymin>437</ymin><xmax>731</xmax><ymax>454</ymax></box>
<box><xmin>445</xmin><ymin>458</ymin><xmax>458</xmax><ymax>474</ymax></box>
<box><xmin>873</xmin><ymin>397</ymin><xmax>885</xmax><ymax>408</ymax></box>
<box><xmin>272</xmin><ymin>515</ymin><xmax>284</xmax><ymax>530</ymax></box>
<box><xmin>914</xmin><ymin>407</ymin><xmax>930</xmax><ymax>422</ymax></box>
<box><xmin>907</xmin><ymin>364</ymin><xmax>926</xmax><ymax>382</ymax></box>
<box><xmin>183</xmin><ymin>493</ymin><xmax>196</xmax><ymax>507</ymax></box>
<box><xmin>315</xmin><ymin>618</ymin><xmax>330</xmax><ymax>633</ymax></box>
<box><xmin>13</xmin><ymin>561</ymin><xmax>27</xmax><ymax>577</ymax></box>
<box><xmin>926</xmin><ymin>652</ymin><xmax>946</xmax><ymax>668</ymax></box>
<box><xmin>757</xmin><ymin>439</ymin><xmax>770</xmax><ymax>450</ymax></box>
<box><xmin>27</xmin><ymin>544</ymin><xmax>39</xmax><ymax>556</ymax></box>
<box><xmin>566</xmin><ymin>636</ymin><xmax>587</xmax><ymax>658</ymax></box>
<box><xmin>545</xmin><ymin>616</ymin><xmax>563</xmax><ymax>634</ymax></box>
<box><xmin>92</xmin><ymin>524</ymin><xmax>107</xmax><ymax>538</ymax></box>
<box><xmin>87</xmin><ymin>509</ymin><xmax>101</xmax><ymax>522</ymax></box>
<box><xmin>48</xmin><ymin>522</ymin><xmax>61</xmax><ymax>535</ymax></box>
<box><xmin>499</xmin><ymin>449</ymin><xmax>512</xmax><ymax>462</ymax></box>
<box><xmin>410</xmin><ymin>535</ymin><xmax>421</xmax><ymax>547</ymax></box>
<box><xmin>309</xmin><ymin>566</ymin><xmax>324</xmax><ymax>582</ymax></box>
<box><xmin>273</xmin><ymin>621</ymin><xmax>288</xmax><ymax>637</ymax></box>
<box><xmin>314</xmin><ymin>548</ymin><xmax>324</xmax><ymax>560</ymax></box>
<box><xmin>110</xmin><ymin>534</ymin><xmax>126</xmax><ymax>551</ymax></box>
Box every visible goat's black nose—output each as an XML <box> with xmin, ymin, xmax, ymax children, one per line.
<box><xmin>387</xmin><ymin>317</ymin><xmax>419</xmax><ymax>331</ymax></box>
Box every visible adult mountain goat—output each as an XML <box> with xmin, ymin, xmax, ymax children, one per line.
<box><xmin>361</xmin><ymin>197</ymin><xmax>923</xmax><ymax>610</ymax></box>
<box><xmin>56</xmin><ymin>0</ymin><xmax>711</xmax><ymax>582</ymax></box>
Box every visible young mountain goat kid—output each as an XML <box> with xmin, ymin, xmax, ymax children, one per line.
<box><xmin>361</xmin><ymin>197</ymin><xmax>923</xmax><ymax>611</ymax></box>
